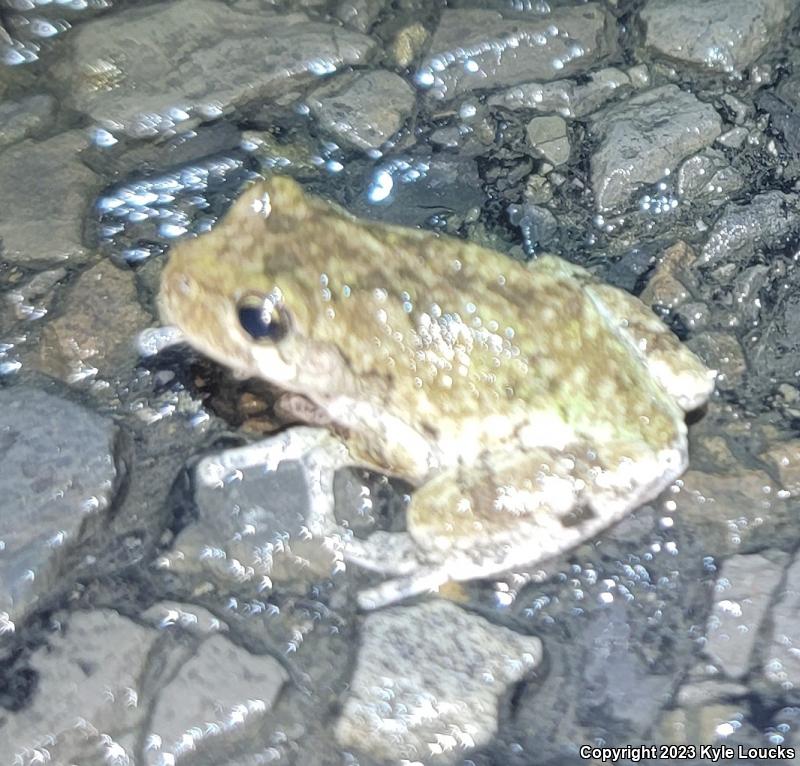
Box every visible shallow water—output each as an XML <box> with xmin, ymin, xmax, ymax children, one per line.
<box><xmin>2</xmin><ymin>1</ymin><xmax>800</xmax><ymax>764</ymax></box>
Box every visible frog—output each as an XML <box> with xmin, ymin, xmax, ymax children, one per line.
<box><xmin>154</xmin><ymin>176</ymin><xmax>715</xmax><ymax>609</ymax></box>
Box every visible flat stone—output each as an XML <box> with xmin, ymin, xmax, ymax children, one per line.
<box><xmin>685</xmin><ymin>332</ymin><xmax>747</xmax><ymax>392</ymax></box>
<box><xmin>641</xmin><ymin>0</ymin><xmax>792</xmax><ymax>74</ymax></box>
<box><xmin>0</xmin><ymin>388</ymin><xmax>120</xmax><ymax>629</ymax></box>
<box><xmin>700</xmin><ymin>191</ymin><xmax>800</xmax><ymax>266</ymax></box>
<box><xmin>703</xmin><ymin>552</ymin><xmax>787</xmax><ymax>679</ymax></box>
<box><xmin>760</xmin><ymin>440</ymin><xmax>800</xmax><ymax>496</ymax></box>
<box><xmin>35</xmin><ymin>259</ymin><xmax>151</xmax><ymax>384</ymax></box>
<box><xmin>526</xmin><ymin>115</ymin><xmax>570</xmax><ymax>166</ymax></box>
<box><xmin>335</xmin><ymin>600</ymin><xmax>542</xmax><ymax>764</ymax></box>
<box><xmin>336</xmin><ymin>0</ymin><xmax>386</xmax><ymax>33</ymax></box>
<box><xmin>307</xmin><ymin>70</ymin><xmax>415</xmax><ymax>152</ymax></box>
<box><xmin>416</xmin><ymin>4</ymin><xmax>617</xmax><ymax>101</ymax></box>
<box><xmin>765</xmin><ymin>554</ymin><xmax>800</xmax><ymax>694</ymax></box>
<box><xmin>489</xmin><ymin>67</ymin><xmax>635</xmax><ymax>118</ymax></box>
<box><xmin>639</xmin><ymin>240</ymin><xmax>696</xmax><ymax>311</ymax></box>
<box><xmin>55</xmin><ymin>0</ymin><xmax>376</xmax><ymax>139</ymax></box>
<box><xmin>146</xmin><ymin>634</ymin><xmax>288</xmax><ymax>765</ymax></box>
<box><xmin>676</xmin><ymin>465</ymin><xmax>789</xmax><ymax>557</ymax></box>
<box><xmin>676</xmin><ymin>148</ymin><xmax>744</xmax><ymax>207</ymax></box>
<box><xmin>4</xmin><ymin>266</ymin><xmax>67</xmax><ymax>322</ymax></box>
<box><xmin>0</xmin><ymin>93</ymin><xmax>56</xmax><ymax>151</ymax></box>
<box><xmin>590</xmin><ymin>85</ymin><xmax>721</xmax><ymax>211</ymax></box>
<box><xmin>0</xmin><ymin>131</ymin><xmax>99</xmax><ymax>265</ymax></box>
<box><xmin>142</xmin><ymin>601</ymin><xmax>229</xmax><ymax>636</ymax></box>
<box><xmin>159</xmin><ymin>428</ymin><xmax>346</xmax><ymax>597</ymax></box>
<box><xmin>2</xmin><ymin>609</ymin><xmax>155</xmax><ymax>764</ymax></box>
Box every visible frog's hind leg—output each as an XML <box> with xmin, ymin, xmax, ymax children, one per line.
<box><xmin>531</xmin><ymin>255</ymin><xmax>715</xmax><ymax>412</ymax></box>
<box><xmin>353</xmin><ymin>434</ymin><xmax>688</xmax><ymax>610</ymax></box>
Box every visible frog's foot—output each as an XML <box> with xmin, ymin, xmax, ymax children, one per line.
<box><xmin>195</xmin><ymin>426</ymin><xmax>353</xmax><ymax>538</ymax></box>
<box><xmin>531</xmin><ymin>255</ymin><xmax>715</xmax><ymax>412</ymax></box>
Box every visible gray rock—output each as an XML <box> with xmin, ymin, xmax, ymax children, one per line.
<box><xmin>686</xmin><ymin>332</ymin><xmax>747</xmax><ymax>393</ymax></box>
<box><xmin>0</xmin><ymin>388</ymin><xmax>120</xmax><ymax>629</ymax></box>
<box><xmin>34</xmin><ymin>259</ymin><xmax>151</xmax><ymax>384</ymax></box>
<box><xmin>590</xmin><ymin>85</ymin><xmax>721</xmax><ymax>212</ymax></box>
<box><xmin>677</xmin><ymin>464</ymin><xmax>791</xmax><ymax>557</ymax></box>
<box><xmin>489</xmin><ymin>67</ymin><xmax>635</xmax><ymax>118</ymax></box>
<box><xmin>160</xmin><ymin>428</ymin><xmax>347</xmax><ymax>597</ymax></box>
<box><xmin>307</xmin><ymin>70</ymin><xmax>415</xmax><ymax>152</ymax></box>
<box><xmin>146</xmin><ymin>634</ymin><xmax>288</xmax><ymax>765</ymax></box>
<box><xmin>4</xmin><ymin>266</ymin><xmax>67</xmax><ymax>322</ymax></box>
<box><xmin>0</xmin><ymin>131</ymin><xmax>99</xmax><ymax>265</ymax></box>
<box><xmin>676</xmin><ymin>148</ymin><xmax>744</xmax><ymax>207</ymax></box>
<box><xmin>55</xmin><ymin>0</ymin><xmax>376</xmax><ymax>139</ymax></box>
<box><xmin>0</xmin><ymin>94</ymin><xmax>56</xmax><ymax>151</ymax></box>
<box><xmin>700</xmin><ymin>191</ymin><xmax>800</xmax><ymax>265</ymax></box>
<box><xmin>336</xmin><ymin>0</ymin><xmax>386</xmax><ymax>32</ymax></box>
<box><xmin>142</xmin><ymin>601</ymin><xmax>229</xmax><ymax>636</ymax></box>
<box><xmin>416</xmin><ymin>4</ymin><xmax>617</xmax><ymax>101</ymax></box>
<box><xmin>703</xmin><ymin>552</ymin><xmax>787</xmax><ymax>679</ymax></box>
<box><xmin>766</xmin><ymin>554</ymin><xmax>800</xmax><ymax>694</ymax></box>
<box><xmin>335</xmin><ymin>600</ymin><xmax>542</xmax><ymax>764</ymax></box>
<box><xmin>641</xmin><ymin>0</ymin><xmax>792</xmax><ymax>74</ymax></box>
<box><xmin>2</xmin><ymin>609</ymin><xmax>156</xmax><ymax>764</ymax></box>
<box><xmin>526</xmin><ymin>115</ymin><xmax>569</xmax><ymax>166</ymax></box>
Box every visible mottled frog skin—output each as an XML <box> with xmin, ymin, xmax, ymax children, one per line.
<box><xmin>158</xmin><ymin>177</ymin><xmax>714</xmax><ymax>608</ymax></box>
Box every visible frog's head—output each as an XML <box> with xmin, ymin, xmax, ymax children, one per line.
<box><xmin>158</xmin><ymin>177</ymin><xmax>357</xmax><ymax>393</ymax></box>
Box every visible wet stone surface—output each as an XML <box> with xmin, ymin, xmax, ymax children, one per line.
<box><xmin>306</xmin><ymin>69</ymin><xmax>416</xmax><ymax>152</ymax></box>
<box><xmin>4</xmin><ymin>0</ymin><xmax>800</xmax><ymax>763</ymax></box>
<box><xmin>54</xmin><ymin>0</ymin><xmax>377</xmax><ymax>139</ymax></box>
<box><xmin>589</xmin><ymin>85</ymin><xmax>722</xmax><ymax>212</ymax></box>
<box><xmin>0</xmin><ymin>387</ymin><xmax>120</xmax><ymax>630</ymax></box>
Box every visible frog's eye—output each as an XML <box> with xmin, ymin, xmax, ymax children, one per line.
<box><xmin>236</xmin><ymin>293</ymin><xmax>289</xmax><ymax>342</ymax></box>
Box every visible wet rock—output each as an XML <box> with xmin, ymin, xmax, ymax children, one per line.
<box><xmin>307</xmin><ymin>70</ymin><xmax>415</xmax><ymax>152</ymax></box>
<box><xmin>590</xmin><ymin>85</ymin><xmax>721</xmax><ymax>212</ymax></box>
<box><xmin>700</xmin><ymin>191</ymin><xmax>800</xmax><ymax>266</ymax></box>
<box><xmin>142</xmin><ymin>601</ymin><xmax>229</xmax><ymax>636</ymax></box>
<box><xmin>391</xmin><ymin>21</ymin><xmax>429</xmax><ymax>69</ymax></box>
<box><xmin>336</xmin><ymin>0</ymin><xmax>386</xmax><ymax>33</ymax></box>
<box><xmin>489</xmin><ymin>67</ymin><xmax>637</xmax><ymax>119</ymax></box>
<box><xmin>676</xmin><ymin>149</ymin><xmax>744</xmax><ymax>207</ymax></box>
<box><xmin>416</xmin><ymin>4</ymin><xmax>617</xmax><ymax>101</ymax></box>
<box><xmin>4</xmin><ymin>266</ymin><xmax>66</xmax><ymax>322</ymax></box>
<box><xmin>0</xmin><ymin>388</ymin><xmax>120</xmax><ymax>629</ymax></box>
<box><xmin>146</xmin><ymin>634</ymin><xmax>288</xmax><ymax>766</ymax></box>
<box><xmin>0</xmin><ymin>131</ymin><xmax>99</xmax><ymax>265</ymax></box>
<box><xmin>36</xmin><ymin>259</ymin><xmax>151</xmax><ymax>384</ymax></box>
<box><xmin>507</xmin><ymin>202</ymin><xmax>558</xmax><ymax>254</ymax></box>
<box><xmin>1</xmin><ymin>609</ymin><xmax>155</xmax><ymax>764</ymax></box>
<box><xmin>676</xmin><ymin>678</ymin><xmax>748</xmax><ymax>707</ymax></box>
<box><xmin>764</xmin><ymin>554</ymin><xmax>800</xmax><ymax>694</ymax></box>
<box><xmin>760</xmin><ymin>440</ymin><xmax>800</xmax><ymax>497</ymax></box>
<box><xmin>526</xmin><ymin>115</ymin><xmax>569</xmax><ymax>166</ymax></box>
<box><xmin>159</xmin><ymin>428</ymin><xmax>346</xmax><ymax>598</ymax></box>
<box><xmin>703</xmin><ymin>552</ymin><xmax>787</xmax><ymax>679</ymax></box>
<box><xmin>686</xmin><ymin>332</ymin><xmax>747</xmax><ymax>392</ymax></box>
<box><xmin>639</xmin><ymin>240</ymin><xmax>696</xmax><ymax>311</ymax></box>
<box><xmin>676</xmin><ymin>466</ymin><xmax>789</xmax><ymax>557</ymax></box>
<box><xmin>55</xmin><ymin>0</ymin><xmax>376</xmax><ymax>139</ymax></box>
<box><xmin>641</xmin><ymin>0</ymin><xmax>792</xmax><ymax>75</ymax></box>
<box><xmin>0</xmin><ymin>93</ymin><xmax>56</xmax><ymax>150</ymax></box>
<box><xmin>335</xmin><ymin>600</ymin><xmax>542</xmax><ymax>764</ymax></box>
<box><xmin>354</xmin><ymin>154</ymin><xmax>484</xmax><ymax>228</ymax></box>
